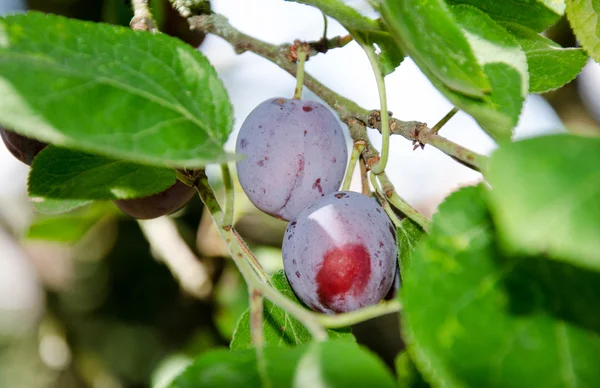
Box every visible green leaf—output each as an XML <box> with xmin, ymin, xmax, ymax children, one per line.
<box><xmin>26</xmin><ymin>202</ymin><xmax>116</xmax><ymax>244</ymax></box>
<box><xmin>230</xmin><ymin>270</ymin><xmax>354</xmax><ymax>349</ymax></box>
<box><xmin>381</xmin><ymin>0</ymin><xmax>491</xmax><ymax>98</ymax></box>
<box><xmin>503</xmin><ymin>23</ymin><xmax>587</xmax><ymax>93</ymax></box>
<box><xmin>395</xmin><ymin>351</ymin><xmax>430</xmax><ymax>388</ymax></box>
<box><xmin>374</xmin><ymin>34</ymin><xmax>405</xmax><ymax>76</ymax></box>
<box><xmin>396</xmin><ymin>218</ymin><xmax>425</xmax><ymax>277</ymax></box>
<box><xmin>170</xmin><ymin>346</ymin><xmax>305</xmax><ymax>388</ymax></box>
<box><xmin>486</xmin><ymin>134</ymin><xmax>600</xmax><ymax>272</ymax></box>
<box><xmin>354</xmin><ymin>29</ymin><xmax>405</xmax><ymax>76</ymax></box>
<box><xmin>382</xmin><ymin>3</ymin><xmax>528</xmax><ymax>140</ymax></box>
<box><xmin>172</xmin><ymin>341</ymin><xmax>396</xmax><ymax>388</ymax></box>
<box><xmin>446</xmin><ymin>0</ymin><xmax>565</xmax><ymax>31</ymax></box>
<box><xmin>566</xmin><ymin>0</ymin><xmax>600</xmax><ymax>62</ymax></box>
<box><xmin>450</xmin><ymin>5</ymin><xmax>528</xmax><ymax>140</ymax></box>
<box><xmin>294</xmin><ymin>341</ymin><xmax>396</xmax><ymax>388</ymax></box>
<box><xmin>32</xmin><ymin>198</ymin><xmax>91</xmax><ymax>214</ymax></box>
<box><xmin>0</xmin><ymin>12</ymin><xmax>234</xmax><ymax>168</ymax></box>
<box><xmin>28</xmin><ymin>146</ymin><xmax>176</xmax><ymax>200</ymax></box>
<box><xmin>402</xmin><ymin>185</ymin><xmax>600</xmax><ymax>387</ymax></box>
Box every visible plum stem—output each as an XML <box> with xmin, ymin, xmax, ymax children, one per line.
<box><xmin>179</xmin><ymin>168</ymin><xmax>270</xmax><ymax>283</ymax></box>
<box><xmin>194</xmin><ymin>170</ymin><xmax>328</xmax><ymax>342</ymax></box>
<box><xmin>431</xmin><ymin>107</ymin><xmax>459</xmax><ymax>135</ymax></box>
<box><xmin>221</xmin><ymin>163</ymin><xmax>234</xmax><ymax>227</ymax></box>
<box><xmin>321</xmin><ymin>11</ymin><xmax>328</xmax><ymax>41</ymax></box>
<box><xmin>130</xmin><ymin>0</ymin><xmax>158</xmax><ymax>33</ymax></box>
<box><xmin>316</xmin><ymin>300</ymin><xmax>401</xmax><ymax>328</ymax></box>
<box><xmin>232</xmin><ymin>228</ymin><xmax>270</xmax><ymax>285</ymax></box>
<box><xmin>342</xmin><ymin>141</ymin><xmax>366</xmax><ymax>191</ymax></box>
<box><xmin>359</xmin><ymin>157</ymin><xmax>370</xmax><ymax>196</ymax></box>
<box><xmin>356</xmin><ymin>36</ymin><xmax>390</xmax><ymax>175</ymax></box>
<box><xmin>346</xmin><ymin>118</ymin><xmax>430</xmax><ymax>228</ymax></box>
<box><xmin>293</xmin><ymin>44</ymin><xmax>309</xmax><ymax>100</ymax></box>
<box><xmin>370</xmin><ymin>173</ymin><xmax>403</xmax><ymax>228</ymax></box>
<box><xmin>377</xmin><ymin>173</ymin><xmax>432</xmax><ymax>232</ymax></box>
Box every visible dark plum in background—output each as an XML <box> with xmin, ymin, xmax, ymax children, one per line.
<box><xmin>114</xmin><ymin>179</ymin><xmax>196</xmax><ymax>219</ymax></box>
<box><xmin>235</xmin><ymin>97</ymin><xmax>348</xmax><ymax>221</ymax></box>
<box><xmin>0</xmin><ymin>127</ymin><xmax>48</xmax><ymax>166</ymax></box>
<box><xmin>282</xmin><ymin>191</ymin><xmax>398</xmax><ymax>314</ymax></box>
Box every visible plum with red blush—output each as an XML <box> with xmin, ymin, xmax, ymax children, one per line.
<box><xmin>282</xmin><ymin>191</ymin><xmax>398</xmax><ymax>314</ymax></box>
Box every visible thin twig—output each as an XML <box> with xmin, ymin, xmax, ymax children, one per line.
<box><xmin>342</xmin><ymin>141</ymin><xmax>366</xmax><ymax>191</ymax></box>
<box><xmin>359</xmin><ymin>157</ymin><xmax>370</xmax><ymax>196</ymax></box>
<box><xmin>431</xmin><ymin>107</ymin><xmax>459</xmax><ymax>134</ymax></box>
<box><xmin>220</xmin><ymin>163</ymin><xmax>234</xmax><ymax>227</ymax></box>
<box><xmin>377</xmin><ymin>174</ymin><xmax>431</xmax><ymax>231</ymax></box>
<box><xmin>355</xmin><ymin>35</ymin><xmax>390</xmax><ymax>175</ymax></box>
<box><xmin>370</xmin><ymin>174</ymin><xmax>403</xmax><ymax>228</ymax></box>
<box><xmin>232</xmin><ymin>228</ymin><xmax>270</xmax><ymax>284</ymax></box>
<box><xmin>293</xmin><ymin>43</ymin><xmax>309</xmax><ymax>100</ymax></box>
<box><xmin>130</xmin><ymin>0</ymin><xmax>158</xmax><ymax>33</ymax></box>
<box><xmin>316</xmin><ymin>300</ymin><xmax>401</xmax><ymax>328</ymax></box>
<box><xmin>417</xmin><ymin>129</ymin><xmax>487</xmax><ymax>172</ymax></box>
<box><xmin>168</xmin><ymin>0</ymin><xmax>210</xmax><ymax>18</ymax></box>
<box><xmin>346</xmin><ymin>118</ymin><xmax>428</xmax><ymax>227</ymax></box>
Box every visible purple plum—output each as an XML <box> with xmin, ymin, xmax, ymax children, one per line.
<box><xmin>114</xmin><ymin>179</ymin><xmax>195</xmax><ymax>219</ymax></box>
<box><xmin>283</xmin><ymin>191</ymin><xmax>398</xmax><ymax>314</ymax></box>
<box><xmin>236</xmin><ymin>97</ymin><xmax>347</xmax><ymax>221</ymax></box>
<box><xmin>0</xmin><ymin>127</ymin><xmax>48</xmax><ymax>166</ymax></box>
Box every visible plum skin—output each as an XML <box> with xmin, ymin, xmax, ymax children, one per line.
<box><xmin>282</xmin><ymin>191</ymin><xmax>398</xmax><ymax>314</ymax></box>
<box><xmin>114</xmin><ymin>179</ymin><xmax>195</xmax><ymax>220</ymax></box>
<box><xmin>0</xmin><ymin>127</ymin><xmax>48</xmax><ymax>166</ymax></box>
<box><xmin>236</xmin><ymin>97</ymin><xmax>348</xmax><ymax>221</ymax></box>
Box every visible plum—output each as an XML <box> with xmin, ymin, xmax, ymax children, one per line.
<box><xmin>236</xmin><ymin>97</ymin><xmax>347</xmax><ymax>221</ymax></box>
<box><xmin>282</xmin><ymin>191</ymin><xmax>398</xmax><ymax>314</ymax></box>
<box><xmin>0</xmin><ymin>127</ymin><xmax>48</xmax><ymax>166</ymax></box>
<box><xmin>384</xmin><ymin>265</ymin><xmax>401</xmax><ymax>301</ymax></box>
<box><xmin>114</xmin><ymin>179</ymin><xmax>196</xmax><ymax>219</ymax></box>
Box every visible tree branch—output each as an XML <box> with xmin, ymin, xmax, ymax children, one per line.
<box><xmin>188</xmin><ymin>14</ymin><xmax>484</xmax><ymax>169</ymax></box>
<box><xmin>130</xmin><ymin>0</ymin><xmax>158</xmax><ymax>33</ymax></box>
<box><xmin>187</xmin><ymin>13</ymin><xmax>487</xmax><ymax>223</ymax></box>
<box><xmin>188</xmin><ymin>14</ymin><xmax>367</xmax><ymax>118</ymax></box>
<box><xmin>168</xmin><ymin>0</ymin><xmax>211</xmax><ymax>18</ymax></box>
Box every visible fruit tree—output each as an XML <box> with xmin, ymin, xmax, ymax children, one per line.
<box><xmin>0</xmin><ymin>0</ymin><xmax>599</xmax><ymax>387</ymax></box>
